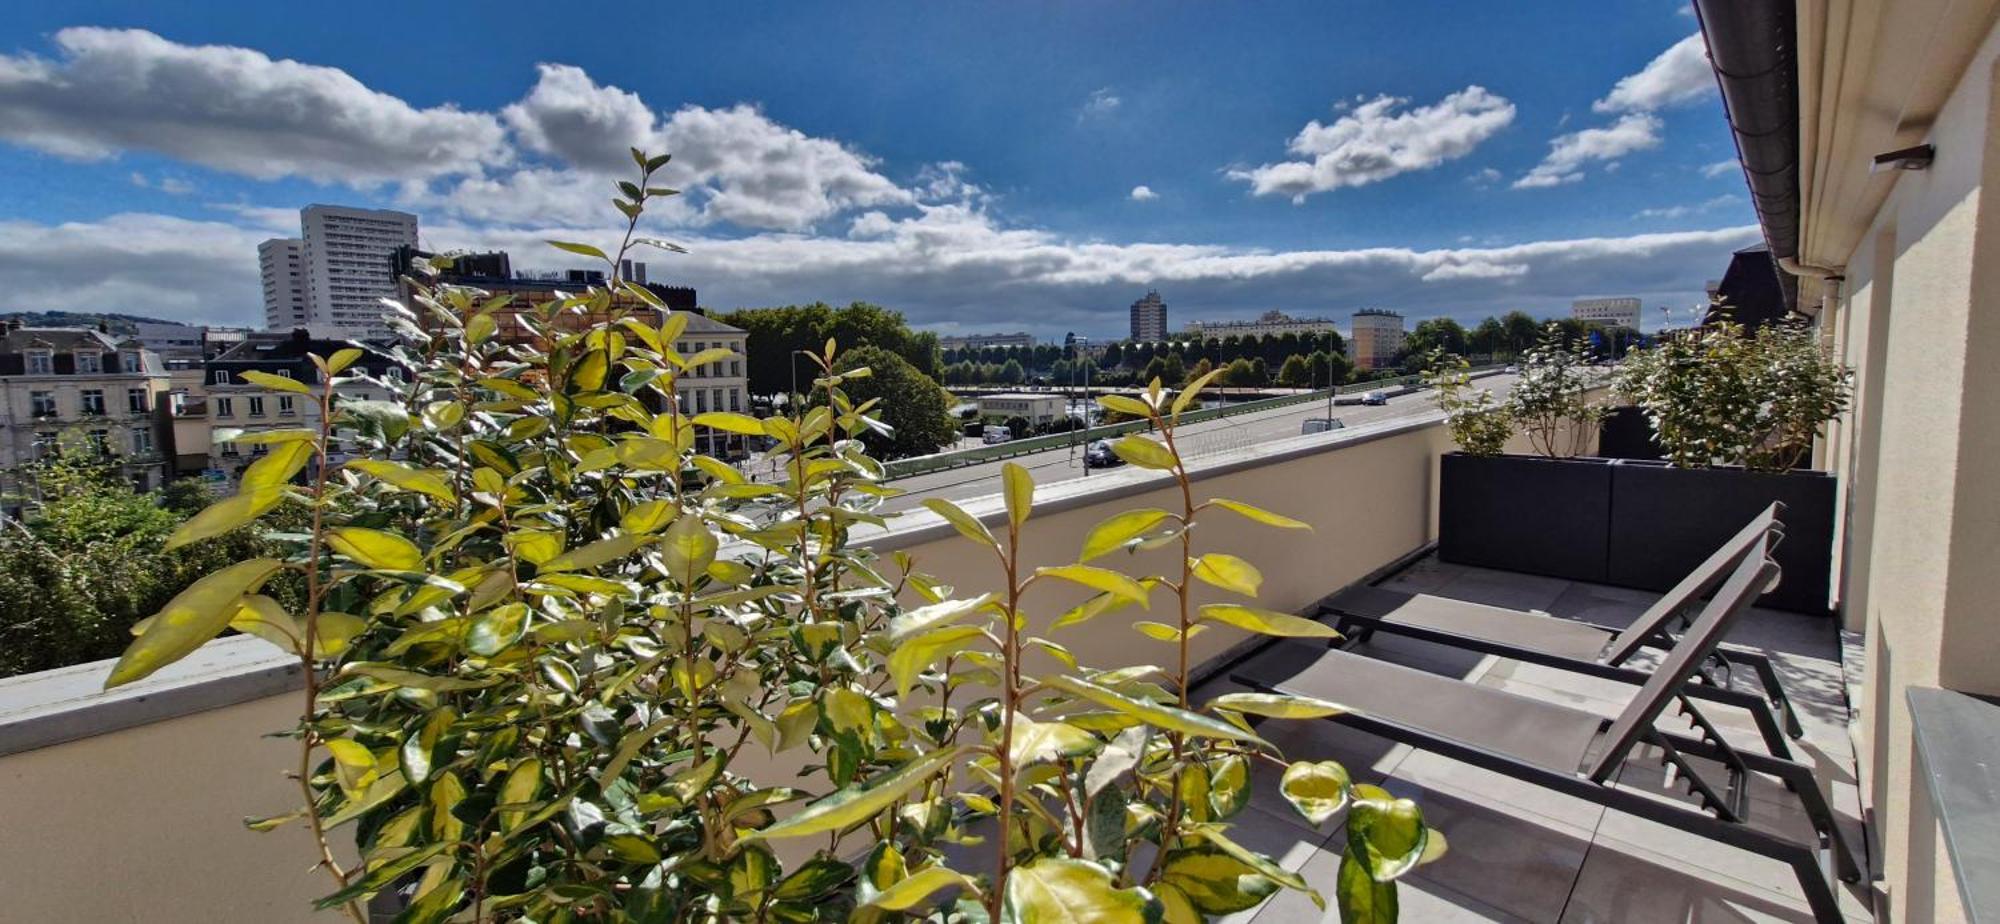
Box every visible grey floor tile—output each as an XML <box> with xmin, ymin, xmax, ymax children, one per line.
<box><xmin>1560</xmin><ymin>833</ymin><xmax>1871</xmax><ymax>923</ymax></box>
<box><xmin>1354</xmin><ymin>783</ymin><xmax>1593</xmax><ymax>922</ymax></box>
<box><xmin>1250</xmin><ymin>844</ymin><xmax>1529</xmax><ymax>923</ymax></box>
<box><xmin>1431</xmin><ymin>568</ymin><xmax>1574</xmax><ymax>612</ymax></box>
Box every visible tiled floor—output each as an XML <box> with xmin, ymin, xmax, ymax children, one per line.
<box><xmin>1190</xmin><ymin>556</ymin><xmax>1873</xmax><ymax>923</ymax></box>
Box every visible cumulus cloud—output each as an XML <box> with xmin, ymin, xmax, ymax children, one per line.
<box><xmin>129</xmin><ymin>172</ymin><xmax>194</xmax><ymax>195</ymax></box>
<box><xmin>1230</xmin><ymin>87</ymin><xmax>1516</xmax><ymax>202</ymax></box>
<box><xmin>0</xmin><ymin>203</ymin><xmax>1758</xmax><ymax>338</ymax></box>
<box><xmin>1594</xmin><ymin>34</ymin><xmax>1713</xmax><ymax>113</ymax></box>
<box><xmin>1515</xmin><ymin>112</ymin><xmax>1661</xmax><ymax>188</ymax></box>
<box><xmin>1129</xmin><ymin>185</ymin><xmax>1158</xmax><ymax>201</ymax></box>
<box><xmin>0</xmin><ymin>27</ymin><xmax>509</xmax><ymax>185</ymax></box>
<box><xmin>1634</xmin><ymin>194</ymin><xmax>1740</xmax><ymax>219</ymax></box>
<box><xmin>1701</xmin><ymin>159</ymin><xmax>1737</xmax><ymax>178</ymax></box>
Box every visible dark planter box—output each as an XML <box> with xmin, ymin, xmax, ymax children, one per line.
<box><xmin>1439</xmin><ymin>453</ymin><xmax>1613</xmax><ymax>583</ymax></box>
<box><xmin>1607</xmin><ymin>461</ymin><xmax>1834</xmax><ymax>615</ymax></box>
<box><xmin>1596</xmin><ymin>406</ymin><xmax>1664</xmax><ymax>461</ymax></box>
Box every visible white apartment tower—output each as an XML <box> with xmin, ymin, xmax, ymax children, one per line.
<box><xmin>297</xmin><ymin>205</ymin><xmax>419</xmax><ymax>338</ymax></box>
<box><xmin>1129</xmin><ymin>290</ymin><xmax>1168</xmax><ymax>342</ymax></box>
<box><xmin>257</xmin><ymin>238</ymin><xmax>307</xmax><ymax>331</ymax></box>
<box><xmin>1348</xmin><ymin>308</ymin><xmax>1406</xmax><ymax>370</ymax></box>
<box><xmin>1570</xmin><ymin>296</ymin><xmax>1643</xmax><ymax>330</ymax></box>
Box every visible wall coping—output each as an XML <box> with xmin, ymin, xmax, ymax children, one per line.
<box><xmin>0</xmin><ymin>412</ymin><xmax>1445</xmax><ymax>759</ymax></box>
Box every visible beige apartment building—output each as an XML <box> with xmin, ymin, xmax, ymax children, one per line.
<box><xmin>0</xmin><ymin>325</ymin><xmax>171</xmax><ymax>510</ymax></box>
<box><xmin>1348</xmin><ymin>307</ymin><xmax>1406</xmax><ymax>370</ymax></box>
<box><xmin>671</xmin><ymin>312</ymin><xmax>751</xmax><ymax>459</ymax></box>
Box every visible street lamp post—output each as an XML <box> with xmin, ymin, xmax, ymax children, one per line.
<box><xmin>1324</xmin><ymin>329</ymin><xmax>1336</xmax><ymax>423</ymax></box>
<box><xmin>1077</xmin><ymin>337</ymin><xmax>1091</xmax><ymax>476</ymax></box>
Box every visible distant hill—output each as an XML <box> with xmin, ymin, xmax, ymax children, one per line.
<box><xmin>0</xmin><ymin>311</ymin><xmax>184</xmax><ymax>335</ymax></box>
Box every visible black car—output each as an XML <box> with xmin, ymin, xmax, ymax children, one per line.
<box><xmin>1083</xmin><ymin>439</ymin><xmax>1123</xmax><ymax>468</ymax></box>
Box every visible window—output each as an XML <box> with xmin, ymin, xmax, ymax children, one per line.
<box><xmin>730</xmin><ymin>360</ymin><xmax>742</xmax><ymax>377</ymax></box>
<box><xmin>212</xmin><ymin>370</ymin><xmax>230</xmax><ymax>385</ymax></box>
<box><xmin>730</xmin><ymin>389</ymin><xmax>741</xmax><ymax>412</ymax></box>
<box><xmin>121</xmin><ymin>352</ymin><xmax>142</xmax><ymax>373</ymax></box>
<box><xmin>278</xmin><ymin>369</ymin><xmax>293</xmax><ymax>379</ymax></box>
<box><xmin>386</xmin><ymin>367</ymin><xmax>404</xmax><ymax>384</ymax></box>
<box><xmin>250</xmin><ymin>442</ymin><xmax>269</xmax><ymax>457</ymax></box>
<box><xmin>278</xmin><ymin>395</ymin><xmax>295</xmax><ymax>417</ymax></box>
<box><xmin>26</xmin><ymin>350</ymin><xmax>52</xmax><ymax>375</ymax></box>
<box><xmin>32</xmin><ymin>433</ymin><xmax>56</xmax><ymax>459</ymax></box>
<box><xmin>221</xmin><ymin>440</ymin><xmax>240</xmax><ymax>458</ymax></box>
<box><xmin>128</xmin><ymin>388</ymin><xmax>149</xmax><ymax>414</ymax></box>
<box><xmin>75</xmin><ymin>352</ymin><xmax>101</xmax><ymax>374</ymax></box>
<box><xmin>248</xmin><ymin>396</ymin><xmax>266</xmax><ymax>417</ymax></box>
<box><xmin>80</xmin><ymin>389</ymin><xmax>105</xmax><ymax>415</ymax></box>
<box><xmin>132</xmin><ymin>428</ymin><xmax>153</xmax><ymax>455</ymax></box>
<box><xmin>694</xmin><ymin>389</ymin><xmax>708</xmax><ymax>413</ymax></box>
<box><xmin>88</xmin><ymin>429</ymin><xmax>109</xmax><ymax>453</ymax></box>
<box><xmin>30</xmin><ymin>391</ymin><xmax>55</xmax><ymax>417</ymax></box>
<box><xmin>214</xmin><ymin>397</ymin><xmax>234</xmax><ymax>418</ymax></box>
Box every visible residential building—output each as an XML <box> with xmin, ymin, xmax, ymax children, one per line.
<box><xmin>193</xmin><ymin>330</ymin><xmax>404</xmax><ymax>481</ymax></box>
<box><xmin>976</xmin><ymin>392</ymin><xmax>1066</xmax><ymax>427</ymax></box>
<box><xmin>1704</xmin><ymin>245</ymin><xmax>1791</xmax><ymax>330</ymax></box>
<box><xmin>1183</xmin><ymin>309</ymin><xmax>1339</xmax><ymax>340</ymax></box>
<box><xmin>1570</xmin><ymin>296</ymin><xmax>1643</xmax><ymax>330</ymax></box>
<box><xmin>1348</xmin><ymin>308</ymin><xmax>1406</xmax><ymax>370</ymax></box>
<box><xmin>292</xmin><ymin>205</ymin><xmax>419</xmax><ymax>339</ymax></box>
<box><xmin>670</xmin><ymin>313</ymin><xmax>751</xmax><ymax>459</ymax></box>
<box><xmin>0</xmin><ymin>324</ymin><xmax>172</xmax><ymax>510</ymax></box>
<box><xmin>392</xmin><ymin>248</ymin><xmax>697</xmax><ymax>345</ymax></box>
<box><xmin>1129</xmin><ymin>290</ymin><xmax>1168</xmax><ymax>342</ymax></box>
<box><xmin>133</xmin><ymin>322</ymin><xmax>253</xmax><ymax>368</ymax></box>
<box><xmin>257</xmin><ymin>238</ymin><xmax>308</xmax><ymax>331</ymax></box>
<box><xmin>938</xmin><ymin>332</ymin><xmax>1035</xmax><ymax>352</ymax></box>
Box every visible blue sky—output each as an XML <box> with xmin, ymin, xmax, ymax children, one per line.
<box><xmin>0</xmin><ymin>1</ymin><xmax>1757</xmax><ymax>338</ymax></box>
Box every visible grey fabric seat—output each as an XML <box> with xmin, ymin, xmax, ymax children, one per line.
<box><xmin>1238</xmin><ymin>640</ymin><xmax>1604</xmax><ymax>773</ymax></box>
<box><xmin>1323</xmin><ymin>504</ymin><xmax>1806</xmax><ymax>754</ymax></box>
<box><xmin>1234</xmin><ymin>546</ymin><xmax>1861</xmax><ymax>923</ymax></box>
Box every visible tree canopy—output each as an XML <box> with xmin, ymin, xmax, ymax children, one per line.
<box><xmin>832</xmin><ymin>345</ymin><xmax>960</xmax><ymax>459</ymax></box>
<box><xmin>715</xmin><ymin>302</ymin><xmax>941</xmax><ymax>396</ymax></box>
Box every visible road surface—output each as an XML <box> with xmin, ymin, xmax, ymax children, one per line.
<box><xmin>880</xmin><ymin>374</ymin><xmax>1520</xmax><ymax>512</ymax></box>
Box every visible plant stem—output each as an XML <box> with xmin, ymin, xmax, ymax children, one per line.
<box><xmin>299</xmin><ymin>382</ymin><xmax>367</xmax><ymax>924</ymax></box>
<box><xmin>989</xmin><ymin>526</ymin><xmax>1023</xmax><ymax>917</ymax></box>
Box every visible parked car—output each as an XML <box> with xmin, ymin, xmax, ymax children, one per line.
<box><xmin>1504</xmin><ymin>364</ymin><xmax>1519</xmax><ymax>374</ymax></box>
<box><xmin>1083</xmin><ymin>439</ymin><xmax>1123</xmax><ymax>468</ymax></box>
<box><xmin>983</xmin><ymin>426</ymin><xmax>1013</xmax><ymax>445</ymax></box>
<box><xmin>1362</xmin><ymin>391</ymin><xmax>1389</xmax><ymax>406</ymax></box>
<box><xmin>1300</xmin><ymin>417</ymin><xmax>1346</xmax><ymax>435</ymax></box>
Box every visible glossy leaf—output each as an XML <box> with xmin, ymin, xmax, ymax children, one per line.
<box><xmin>1190</xmin><ymin>553</ymin><xmax>1263</xmax><ymax>597</ymax></box>
<box><xmin>1006</xmin><ymin>717</ymin><xmax>1098</xmax><ymax>767</ymax></box>
<box><xmin>106</xmin><ymin>558</ymin><xmax>282</xmax><ymax>688</ymax></box>
<box><xmin>327</xmin><ymin>527</ymin><xmax>424</xmax><ymax>571</ymax></box>
<box><xmin>242</xmin><ymin>370</ymin><xmax>312</xmax><ymax>394</ymax></box>
<box><xmin>889</xmin><ymin>624</ymin><xmax>987</xmax><ymax>697</ymax></box>
<box><xmin>346</xmin><ymin>460</ymin><xmax>456</xmax><ymax>503</ymax></box>
<box><xmin>1079</xmin><ymin>508</ymin><xmax>1172</xmax><ymax>562</ymax></box>
<box><xmin>1002</xmin><ymin>462</ymin><xmax>1034</xmax><ymax>529</ymax></box>
<box><xmin>1001</xmin><ymin>857</ymin><xmax>1163</xmax><ymax>924</ymax></box>
<box><xmin>1199</xmin><ymin>604</ymin><xmax>1340</xmax><ymax>639</ymax></box>
<box><xmin>659</xmin><ymin>514</ymin><xmax>718</xmax><ymax>586</ymax></box>
<box><xmin>1347</xmin><ymin>789</ymin><xmax>1430</xmax><ymax>882</ymax></box>
<box><xmin>1041</xmin><ymin>675</ymin><xmax>1262</xmax><ymax>744</ymax></box>
<box><xmin>1111</xmin><ymin>435</ymin><xmax>1177</xmax><ymax>470</ymax></box>
<box><xmin>165</xmin><ymin>487</ymin><xmax>285</xmax><ymax>551</ymax></box>
<box><xmin>923</xmin><ymin>498</ymin><xmax>996</xmax><ymax>548</ymax></box>
<box><xmin>1281</xmin><ymin>761</ymin><xmax>1353</xmax><ymax>827</ymax></box>
<box><xmin>541</xmin><ymin>533</ymin><xmax>645</xmax><ymax>573</ymax></box>
<box><xmin>747</xmin><ymin>746</ymin><xmax>961</xmax><ymax>841</ymax></box>
<box><xmin>1205</xmin><ymin>498</ymin><xmax>1311</xmax><ymax>530</ymax></box>
<box><xmin>1335</xmin><ymin>851</ymin><xmax>1398</xmax><ymax>924</ymax></box>
<box><xmin>1207</xmin><ymin>692</ymin><xmax>1349</xmax><ymax>720</ymax></box>
<box><xmin>860</xmin><ymin>865</ymin><xmax>975</xmax><ymax>912</ymax></box>
<box><xmin>1035</xmin><ymin>565</ymin><xmax>1150</xmax><ymax>607</ymax></box>
<box><xmin>1158</xmin><ymin>847</ymin><xmax>1277</xmax><ymax>914</ymax></box>
<box><xmin>692</xmin><ymin>411</ymin><xmax>768</xmax><ymax>435</ymax></box>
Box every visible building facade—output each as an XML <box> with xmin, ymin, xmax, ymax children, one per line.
<box><xmin>186</xmin><ymin>330</ymin><xmax>404</xmax><ymax>483</ymax></box>
<box><xmin>1348</xmin><ymin>308</ymin><xmax>1406</xmax><ymax>370</ymax></box>
<box><xmin>671</xmin><ymin>313</ymin><xmax>751</xmax><ymax>459</ymax></box>
<box><xmin>1569</xmin><ymin>296</ymin><xmax>1642</xmax><ymax>330</ymax></box>
<box><xmin>938</xmin><ymin>332</ymin><xmax>1035</xmax><ymax>352</ymax></box>
<box><xmin>394</xmin><ymin>249</ymin><xmax>697</xmax><ymax>346</ymax></box>
<box><xmin>1129</xmin><ymin>290</ymin><xmax>1168</xmax><ymax>342</ymax></box>
<box><xmin>258</xmin><ymin>238</ymin><xmax>308</xmax><ymax>331</ymax></box>
<box><xmin>976</xmin><ymin>392</ymin><xmax>1066</xmax><ymax>427</ymax></box>
<box><xmin>1184</xmin><ymin>310</ymin><xmax>1339</xmax><ymax>340</ymax></box>
<box><xmin>0</xmin><ymin>325</ymin><xmax>172</xmax><ymax>511</ymax></box>
<box><xmin>289</xmin><ymin>205</ymin><xmax>420</xmax><ymax>339</ymax></box>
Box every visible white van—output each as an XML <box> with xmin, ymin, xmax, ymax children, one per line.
<box><xmin>983</xmin><ymin>426</ymin><xmax>1013</xmax><ymax>445</ymax></box>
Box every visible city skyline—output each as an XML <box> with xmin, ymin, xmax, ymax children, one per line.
<box><xmin>0</xmin><ymin>2</ymin><xmax>1747</xmax><ymax>339</ymax></box>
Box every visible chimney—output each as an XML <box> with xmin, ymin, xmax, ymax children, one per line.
<box><xmin>632</xmin><ymin>261</ymin><xmax>647</xmax><ymax>284</ymax></box>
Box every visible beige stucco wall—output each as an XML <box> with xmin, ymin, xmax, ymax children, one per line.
<box><xmin>0</xmin><ymin>419</ymin><xmax>1452</xmax><ymax>922</ymax></box>
<box><xmin>1833</xmin><ymin>17</ymin><xmax>2000</xmax><ymax>923</ymax></box>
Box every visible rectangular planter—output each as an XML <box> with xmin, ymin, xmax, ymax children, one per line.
<box><xmin>1438</xmin><ymin>453</ymin><xmax>1613</xmax><ymax>583</ymax></box>
<box><xmin>1607</xmin><ymin>461</ymin><xmax>1835</xmax><ymax>615</ymax></box>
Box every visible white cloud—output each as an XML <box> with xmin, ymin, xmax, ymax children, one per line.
<box><xmin>1466</xmin><ymin>167</ymin><xmax>1503</xmax><ymax>187</ymax></box>
<box><xmin>1701</xmin><ymin>159</ymin><xmax>1737</xmax><ymax>178</ymax></box>
<box><xmin>1230</xmin><ymin>87</ymin><xmax>1516</xmax><ymax>202</ymax></box>
<box><xmin>501</xmin><ymin>63</ymin><xmax>659</xmax><ymax>172</ymax></box>
<box><xmin>129</xmin><ymin>172</ymin><xmax>194</xmax><ymax>195</ymax></box>
<box><xmin>1080</xmin><ymin>88</ymin><xmax>1121</xmax><ymax>120</ymax></box>
<box><xmin>1634</xmin><ymin>194</ymin><xmax>1740</xmax><ymax>219</ymax></box>
<box><xmin>1594</xmin><ymin>34</ymin><xmax>1713</xmax><ymax>113</ymax></box>
<box><xmin>1515</xmin><ymin>112</ymin><xmax>1661</xmax><ymax>188</ymax></box>
<box><xmin>0</xmin><ymin>27</ymin><xmax>509</xmax><ymax>185</ymax></box>
<box><xmin>1</xmin><ymin>203</ymin><xmax>1758</xmax><ymax>338</ymax></box>
<box><xmin>1129</xmin><ymin>185</ymin><xmax>1158</xmax><ymax>201</ymax></box>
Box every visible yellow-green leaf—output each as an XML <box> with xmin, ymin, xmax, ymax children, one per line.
<box><xmin>325</xmin><ymin>738</ymin><xmax>378</xmax><ymax>799</ymax></box>
<box><xmin>860</xmin><ymin>866</ymin><xmax>975</xmax><ymax>912</ymax></box>
<box><xmin>1159</xmin><ymin>846</ymin><xmax>1278</xmax><ymax>914</ymax></box>
<box><xmin>341</xmin><ymin>663</ymin><xmax>499</xmax><ymax>692</ymax></box>
<box><xmin>242</xmin><ymin>370</ymin><xmax>312</xmax><ymax>394</ymax></box>
<box><xmin>1006</xmin><ymin>717</ymin><xmax>1099</xmax><ymax>767</ymax></box>
<box><xmin>106</xmin><ymin>558</ymin><xmax>282</xmax><ymax>688</ymax></box>
<box><xmin>888</xmin><ymin>594</ymin><xmax>995</xmax><ymax>642</ymax></box>
<box><xmin>328</xmin><ymin>527</ymin><xmax>424</xmax><ymax>571</ymax></box>
<box><xmin>541</xmin><ymin>533</ymin><xmax>645</xmax><ymax>573</ymax></box>
<box><xmin>164</xmin><ymin>487</ymin><xmax>285</xmax><ymax>551</ymax></box>
<box><xmin>1281</xmin><ymin>760</ymin><xmax>1353</xmax><ymax>827</ymax></box>
<box><xmin>1111</xmin><ymin>435</ymin><xmax>1177</xmax><ymax>470</ymax></box>
<box><xmin>227</xmin><ymin>594</ymin><xmax>300</xmax><ymax>652</ymax></box>
<box><xmin>468</xmin><ymin>603</ymin><xmax>529</xmax><ymax>657</ymax></box>
<box><xmin>747</xmin><ymin>747</ymin><xmax>962</xmax><ymax>841</ymax></box>
<box><xmin>1079</xmin><ymin>508</ymin><xmax>1172</xmax><ymax>562</ymax></box>
<box><xmin>1003</xmin><ymin>857</ymin><xmax>1162</xmax><ymax>924</ymax></box>
<box><xmin>1199</xmin><ymin>604</ymin><xmax>1340</xmax><ymax>639</ymax></box>
<box><xmin>241</xmin><ymin>439</ymin><xmax>315</xmax><ymax>490</ymax></box>
<box><xmin>1191</xmin><ymin>554</ymin><xmax>1262</xmax><ymax>597</ymax></box>
<box><xmin>498</xmin><ymin>758</ymin><xmax>543</xmax><ymax>831</ymax></box>
<box><xmin>345</xmin><ymin>460</ymin><xmax>455</xmax><ymax>504</ymax></box>
<box><xmin>1173</xmin><ymin>368</ymin><xmax>1225</xmax><ymax>417</ymax></box>
<box><xmin>621</xmin><ymin>499</ymin><xmax>678</xmax><ymax>534</ymax></box>
<box><xmin>325</xmin><ymin>348</ymin><xmax>363</xmax><ymax>374</ymax></box>
<box><xmin>1207</xmin><ymin>692</ymin><xmax>1348</xmax><ymax>720</ymax></box>
<box><xmin>1205</xmin><ymin>498</ymin><xmax>1311</xmax><ymax>530</ymax></box>
<box><xmin>922</xmin><ymin>498</ymin><xmax>995</xmax><ymax>548</ymax></box>
<box><xmin>1096</xmin><ymin>393</ymin><xmax>1154</xmax><ymax>419</ymax></box>
<box><xmin>1042</xmin><ymin>675</ymin><xmax>1262</xmax><ymax>744</ymax></box>
<box><xmin>889</xmin><ymin>625</ymin><xmax>987</xmax><ymax>697</ymax></box>
<box><xmin>1002</xmin><ymin>462</ymin><xmax>1033</xmax><ymax>529</ymax></box>
<box><xmin>693</xmin><ymin>411</ymin><xmax>767</xmax><ymax>435</ymax></box>
<box><xmin>1348</xmin><ymin>792</ymin><xmax>1430</xmax><ymax>882</ymax></box>
<box><xmin>659</xmin><ymin>515</ymin><xmax>718</xmax><ymax>586</ymax></box>
<box><xmin>1036</xmin><ymin>565</ymin><xmax>1150</xmax><ymax>607</ymax></box>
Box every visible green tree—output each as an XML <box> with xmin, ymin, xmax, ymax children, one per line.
<box><xmin>1276</xmin><ymin>354</ymin><xmax>1311</xmax><ymax>387</ymax></box>
<box><xmin>1408</xmin><ymin>318</ymin><xmax>1470</xmax><ymax>357</ymax></box>
<box><xmin>1500</xmin><ymin>311</ymin><xmax>1541</xmax><ymax>356</ymax></box>
<box><xmin>718</xmin><ymin>301</ymin><xmax>939</xmax><ymax>395</ymax></box>
<box><xmin>835</xmin><ymin>345</ymin><xmax>960</xmax><ymax>459</ymax></box>
<box><xmin>997</xmin><ymin>357</ymin><xmax>1026</xmax><ymax>384</ymax></box>
<box><xmin>1468</xmin><ymin>317</ymin><xmax>1506</xmax><ymax>357</ymax></box>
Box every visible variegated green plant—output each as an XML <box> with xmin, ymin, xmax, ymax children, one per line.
<box><xmin>107</xmin><ymin>154</ymin><xmax>1438</xmax><ymax>923</ymax></box>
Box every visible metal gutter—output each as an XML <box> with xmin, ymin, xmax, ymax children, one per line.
<box><xmin>1694</xmin><ymin>0</ymin><xmax>1803</xmax><ymax>310</ymax></box>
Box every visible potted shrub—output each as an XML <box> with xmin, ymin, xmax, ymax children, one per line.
<box><xmin>1434</xmin><ymin>340</ymin><xmax>1618</xmax><ymax>583</ymax></box>
<box><xmin>1609</xmin><ymin>319</ymin><xmax>1852</xmax><ymax>612</ymax></box>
